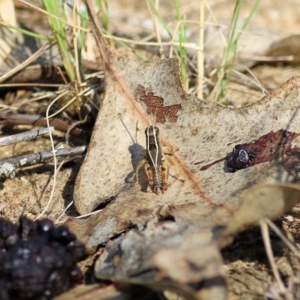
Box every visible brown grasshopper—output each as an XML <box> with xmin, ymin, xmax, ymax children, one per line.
<box><xmin>135</xmin><ymin>125</ymin><xmax>178</xmax><ymax>194</ymax></box>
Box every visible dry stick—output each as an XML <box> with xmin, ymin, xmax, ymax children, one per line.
<box><xmin>0</xmin><ymin>145</ymin><xmax>86</xmax><ymax>179</ymax></box>
<box><xmin>85</xmin><ymin>0</ymin><xmax>215</xmax><ymax>206</ymax></box>
<box><xmin>260</xmin><ymin>219</ymin><xmax>286</xmax><ymax>294</ymax></box>
<box><xmin>0</xmin><ymin>83</ymin><xmax>64</xmax><ymax>88</ymax></box>
<box><xmin>265</xmin><ymin>218</ymin><xmax>300</xmax><ymax>259</ymax></box>
<box><xmin>0</xmin><ymin>127</ymin><xmax>54</xmax><ymax>146</ymax></box>
<box><xmin>231</xmin><ymin>66</ymin><xmax>269</xmax><ymax>94</ymax></box>
<box><xmin>0</xmin><ymin>113</ymin><xmax>86</xmax><ymax>137</ymax></box>
<box><xmin>0</xmin><ymin>42</ymin><xmax>53</xmax><ymax>83</ymax></box>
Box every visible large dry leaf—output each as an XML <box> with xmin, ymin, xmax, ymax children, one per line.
<box><xmin>70</xmin><ymin>47</ymin><xmax>300</xmax><ymax>246</ymax></box>
<box><xmin>65</xmin><ymin>3</ymin><xmax>300</xmax><ymax>298</ymax></box>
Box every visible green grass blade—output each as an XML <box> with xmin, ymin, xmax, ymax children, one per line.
<box><xmin>43</xmin><ymin>0</ymin><xmax>75</xmax><ymax>82</ymax></box>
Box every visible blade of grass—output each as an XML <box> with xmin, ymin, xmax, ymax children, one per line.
<box><xmin>43</xmin><ymin>1</ymin><xmax>75</xmax><ymax>82</ymax></box>
<box><xmin>95</xmin><ymin>0</ymin><xmax>110</xmax><ymax>32</ymax></box>
<box><xmin>207</xmin><ymin>0</ymin><xmax>260</xmax><ymax>102</ymax></box>
<box><xmin>218</xmin><ymin>0</ymin><xmax>261</xmax><ymax>101</ymax></box>
<box><xmin>174</xmin><ymin>0</ymin><xmax>188</xmax><ymax>90</ymax></box>
<box><xmin>147</xmin><ymin>0</ymin><xmax>172</xmax><ymax>38</ymax></box>
<box><xmin>146</xmin><ymin>0</ymin><xmax>165</xmax><ymax>59</ymax></box>
<box><xmin>0</xmin><ymin>20</ymin><xmax>51</xmax><ymax>41</ymax></box>
<box><xmin>217</xmin><ymin>0</ymin><xmax>243</xmax><ymax>101</ymax></box>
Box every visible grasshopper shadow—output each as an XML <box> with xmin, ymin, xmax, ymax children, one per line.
<box><xmin>125</xmin><ymin>143</ymin><xmax>148</xmax><ymax>192</ymax></box>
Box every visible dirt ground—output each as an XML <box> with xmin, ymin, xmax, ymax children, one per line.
<box><xmin>1</xmin><ymin>1</ymin><xmax>300</xmax><ymax>299</ymax></box>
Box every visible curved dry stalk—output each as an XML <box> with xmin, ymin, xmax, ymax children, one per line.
<box><xmin>260</xmin><ymin>219</ymin><xmax>286</xmax><ymax>294</ymax></box>
<box><xmin>35</xmin><ymin>94</ymin><xmax>66</xmax><ymax>219</ymax></box>
<box><xmin>0</xmin><ymin>42</ymin><xmax>53</xmax><ymax>83</ymax></box>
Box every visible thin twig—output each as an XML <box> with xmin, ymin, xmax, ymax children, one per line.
<box><xmin>0</xmin><ymin>83</ymin><xmax>64</xmax><ymax>88</ymax></box>
<box><xmin>260</xmin><ymin>219</ymin><xmax>286</xmax><ymax>294</ymax></box>
<box><xmin>0</xmin><ymin>127</ymin><xmax>54</xmax><ymax>146</ymax></box>
<box><xmin>265</xmin><ymin>218</ymin><xmax>300</xmax><ymax>259</ymax></box>
<box><xmin>0</xmin><ymin>113</ymin><xmax>86</xmax><ymax>138</ymax></box>
<box><xmin>55</xmin><ymin>200</ymin><xmax>74</xmax><ymax>223</ymax></box>
<box><xmin>0</xmin><ymin>145</ymin><xmax>86</xmax><ymax>179</ymax></box>
<box><xmin>34</xmin><ymin>157</ymin><xmax>63</xmax><ymax>220</ymax></box>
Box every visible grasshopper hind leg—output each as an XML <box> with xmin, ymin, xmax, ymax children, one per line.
<box><xmin>135</xmin><ymin>159</ymin><xmax>156</xmax><ymax>193</ymax></box>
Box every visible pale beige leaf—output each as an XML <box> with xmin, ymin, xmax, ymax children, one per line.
<box><xmin>221</xmin><ymin>183</ymin><xmax>300</xmax><ymax>237</ymax></box>
<box><xmin>71</xmin><ymin>49</ymin><xmax>300</xmax><ymax>248</ymax></box>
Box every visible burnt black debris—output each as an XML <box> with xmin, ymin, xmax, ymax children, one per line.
<box><xmin>0</xmin><ymin>217</ymin><xmax>87</xmax><ymax>300</ymax></box>
<box><xmin>226</xmin><ymin>145</ymin><xmax>255</xmax><ymax>172</ymax></box>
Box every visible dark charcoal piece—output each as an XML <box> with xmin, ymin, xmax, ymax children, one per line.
<box><xmin>0</xmin><ymin>278</ymin><xmax>9</xmax><ymax>300</ymax></box>
<box><xmin>226</xmin><ymin>145</ymin><xmax>255</xmax><ymax>172</ymax></box>
<box><xmin>66</xmin><ymin>240</ymin><xmax>87</xmax><ymax>261</ymax></box>
<box><xmin>70</xmin><ymin>266</ymin><xmax>84</xmax><ymax>282</ymax></box>
<box><xmin>0</xmin><ymin>217</ymin><xmax>86</xmax><ymax>299</ymax></box>
<box><xmin>38</xmin><ymin>219</ymin><xmax>54</xmax><ymax>233</ymax></box>
<box><xmin>0</xmin><ymin>218</ymin><xmax>18</xmax><ymax>240</ymax></box>
<box><xmin>5</xmin><ymin>234</ymin><xmax>19</xmax><ymax>247</ymax></box>
<box><xmin>19</xmin><ymin>216</ymin><xmax>39</xmax><ymax>238</ymax></box>
<box><xmin>50</xmin><ymin>225</ymin><xmax>76</xmax><ymax>244</ymax></box>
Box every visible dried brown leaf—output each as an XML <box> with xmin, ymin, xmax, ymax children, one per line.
<box><xmin>93</xmin><ymin>223</ymin><xmax>225</xmax><ymax>300</ymax></box>
<box><xmin>267</xmin><ymin>34</ymin><xmax>300</xmax><ymax>63</ymax></box>
<box><xmin>70</xmin><ymin>49</ymin><xmax>300</xmax><ymax>247</ymax></box>
<box><xmin>152</xmin><ymin>235</ymin><xmax>226</xmax><ymax>300</ymax></box>
<box><xmin>221</xmin><ymin>183</ymin><xmax>300</xmax><ymax>238</ymax></box>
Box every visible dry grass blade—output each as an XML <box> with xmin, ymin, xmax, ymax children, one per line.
<box><xmin>260</xmin><ymin>219</ymin><xmax>286</xmax><ymax>294</ymax></box>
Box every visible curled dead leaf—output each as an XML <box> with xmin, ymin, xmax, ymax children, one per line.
<box><xmin>152</xmin><ymin>238</ymin><xmax>226</xmax><ymax>300</ymax></box>
<box><xmin>221</xmin><ymin>183</ymin><xmax>300</xmax><ymax>238</ymax></box>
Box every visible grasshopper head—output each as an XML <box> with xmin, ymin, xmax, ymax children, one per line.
<box><xmin>145</xmin><ymin>126</ymin><xmax>159</xmax><ymax>137</ymax></box>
